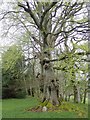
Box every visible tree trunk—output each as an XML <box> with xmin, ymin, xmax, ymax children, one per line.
<box><xmin>23</xmin><ymin>78</ymin><xmax>28</xmax><ymax>95</ymax></box>
<box><xmin>41</xmin><ymin>52</ymin><xmax>60</xmax><ymax>105</ymax></box>
<box><xmin>68</xmin><ymin>95</ymin><xmax>71</xmax><ymax>101</ymax></box>
<box><xmin>73</xmin><ymin>85</ymin><xmax>78</xmax><ymax>103</ymax></box>
<box><xmin>74</xmin><ymin>86</ymin><xmax>81</xmax><ymax>103</ymax></box>
<box><xmin>77</xmin><ymin>86</ymin><xmax>81</xmax><ymax>103</ymax></box>
<box><xmin>65</xmin><ymin>95</ymin><xmax>68</xmax><ymax>101</ymax></box>
<box><xmin>83</xmin><ymin>88</ymin><xmax>87</xmax><ymax>104</ymax></box>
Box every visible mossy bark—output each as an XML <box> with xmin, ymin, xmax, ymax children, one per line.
<box><xmin>41</xmin><ymin>51</ymin><xmax>60</xmax><ymax>106</ymax></box>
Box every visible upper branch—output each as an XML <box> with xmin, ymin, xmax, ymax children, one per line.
<box><xmin>40</xmin><ymin>2</ymin><xmax>57</xmax><ymax>28</ymax></box>
<box><xmin>18</xmin><ymin>2</ymin><xmax>40</xmax><ymax>28</ymax></box>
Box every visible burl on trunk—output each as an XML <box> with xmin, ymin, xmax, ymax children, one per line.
<box><xmin>41</xmin><ymin>52</ymin><xmax>60</xmax><ymax>106</ymax></box>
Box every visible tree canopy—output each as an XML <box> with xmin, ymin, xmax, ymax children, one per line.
<box><xmin>0</xmin><ymin>0</ymin><xmax>89</xmax><ymax>105</ymax></box>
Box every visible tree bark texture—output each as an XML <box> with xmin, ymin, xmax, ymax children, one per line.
<box><xmin>83</xmin><ymin>88</ymin><xmax>87</xmax><ymax>104</ymax></box>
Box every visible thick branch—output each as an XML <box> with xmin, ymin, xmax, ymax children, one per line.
<box><xmin>40</xmin><ymin>2</ymin><xmax>57</xmax><ymax>27</ymax></box>
<box><xmin>31</xmin><ymin>35</ymin><xmax>43</xmax><ymax>47</ymax></box>
<box><xmin>25</xmin><ymin>51</ymin><xmax>90</xmax><ymax>63</ymax></box>
<box><xmin>51</xmin><ymin>52</ymin><xmax>90</xmax><ymax>61</ymax></box>
<box><xmin>18</xmin><ymin>2</ymin><xmax>40</xmax><ymax>28</ymax></box>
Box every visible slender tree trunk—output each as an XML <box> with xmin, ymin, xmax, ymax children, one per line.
<box><xmin>23</xmin><ymin>78</ymin><xmax>28</xmax><ymax>95</ymax></box>
<box><xmin>22</xmin><ymin>58</ymin><xmax>28</xmax><ymax>95</ymax></box>
<box><xmin>83</xmin><ymin>88</ymin><xmax>87</xmax><ymax>104</ymax></box>
<box><xmin>68</xmin><ymin>95</ymin><xmax>71</xmax><ymax>101</ymax></box>
<box><xmin>77</xmin><ymin>86</ymin><xmax>81</xmax><ymax>103</ymax></box>
<box><xmin>65</xmin><ymin>95</ymin><xmax>68</xmax><ymax>101</ymax></box>
<box><xmin>73</xmin><ymin>85</ymin><xmax>78</xmax><ymax>103</ymax></box>
<box><xmin>30</xmin><ymin>86</ymin><xmax>32</xmax><ymax>96</ymax></box>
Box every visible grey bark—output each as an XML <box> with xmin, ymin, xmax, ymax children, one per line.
<box><xmin>43</xmin><ymin>58</ymin><xmax>59</xmax><ymax>105</ymax></box>
<box><xmin>77</xmin><ymin>86</ymin><xmax>81</xmax><ymax>103</ymax></box>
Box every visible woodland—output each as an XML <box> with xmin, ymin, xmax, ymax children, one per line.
<box><xmin>0</xmin><ymin>0</ymin><xmax>89</xmax><ymax>118</ymax></box>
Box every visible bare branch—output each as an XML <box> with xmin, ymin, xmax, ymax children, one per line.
<box><xmin>0</xmin><ymin>11</ymin><xmax>23</xmax><ymax>21</ymax></box>
<box><xmin>17</xmin><ymin>18</ymin><xmax>43</xmax><ymax>47</ymax></box>
<box><xmin>18</xmin><ymin>2</ymin><xmax>40</xmax><ymax>28</ymax></box>
<box><xmin>40</xmin><ymin>2</ymin><xmax>58</xmax><ymax>28</ymax></box>
<box><xmin>31</xmin><ymin>35</ymin><xmax>43</xmax><ymax>47</ymax></box>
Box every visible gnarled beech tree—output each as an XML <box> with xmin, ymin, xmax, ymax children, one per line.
<box><xmin>17</xmin><ymin>1</ymin><xmax>86</xmax><ymax>105</ymax></box>
<box><xmin>0</xmin><ymin>0</ymin><xmax>87</xmax><ymax>105</ymax></box>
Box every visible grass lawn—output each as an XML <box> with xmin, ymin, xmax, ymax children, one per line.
<box><xmin>0</xmin><ymin>99</ymin><xmax>2</xmax><ymax>119</ymax></box>
<box><xmin>2</xmin><ymin>97</ymin><xmax>88</xmax><ymax>118</ymax></box>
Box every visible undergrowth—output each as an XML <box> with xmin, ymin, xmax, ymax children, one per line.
<box><xmin>39</xmin><ymin>100</ymin><xmax>88</xmax><ymax>118</ymax></box>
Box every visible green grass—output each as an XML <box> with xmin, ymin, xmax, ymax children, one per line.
<box><xmin>2</xmin><ymin>97</ymin><xmax>88</xmax><ymax>118</ymax></box>
<box><xmin>0</xmin><ymin>99</ymin><xmax>2</xmax><ymax>119</ymax></box>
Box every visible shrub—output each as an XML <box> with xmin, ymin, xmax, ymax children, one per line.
<box><xmin>2</xmin><ymin>87</ymin><xmax>16</xmax><ymax>99</ymax></box>
<box><xmin>15</xmin><ymin>89</ymin><xmax>26</xmax><ymax>99</ymax></box>
<box><xmin>2</xmin><ymin>87</ymin><xmax>26</xmax><ymax>99</ymax></box>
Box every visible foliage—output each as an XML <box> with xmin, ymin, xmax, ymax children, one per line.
<box><xmin>0</xmin><ymin>0</ymin><xmax>88</xmax><ymax>104</ymax></box>
<box><xmin>2</xmin><ymin>44</ymin><xmax>26</xmax><ymax>98</ymax></box>
<box><xmin>58</xmin><ymin>101</ymin><xmax>88</xmax><ymax>117</ymax></box>
<box><xmin>54</xmin><ymin>42</ymin><xmax>88</xmax><ymax>101</ymax></box>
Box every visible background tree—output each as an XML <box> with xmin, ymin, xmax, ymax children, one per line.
<box><xmin>2</xmin><ymin>44</ymin><xmax>26</xmax><ymax>98</ymax></box>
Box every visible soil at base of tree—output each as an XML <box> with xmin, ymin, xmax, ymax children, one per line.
<box><xmin>26</xmin><ymin>105</ymin><xmax>60</xmax><ymax>112</ymax></box>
